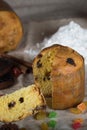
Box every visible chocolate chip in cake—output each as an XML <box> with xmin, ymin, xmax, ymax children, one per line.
<box><xmin>8</xmin><ymin>101</ymin><xmax>16</xmax><ymax>108</ymax></box>
<box><xmin>66</xmin><ymin>58</ymin><xmax>76</xmax><ymax>66</ymax></box>
<box><xmin>37</xmin><ymin>60</ymin><xmax>42</xmax><ymax>68</ymax></box>
<box><xmin>19</xmin><ymin>97</ymin><xmax>24</xmax><ymax>103</ymax></box>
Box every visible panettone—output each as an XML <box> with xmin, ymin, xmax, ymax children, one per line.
<box><xmin>33</xmin><ymin>44</ymin><xmax>85</xmax><ymax>109</ymax></box>
<box><xmin>0</xmin><ymin>84</ymin><xmax>46</xmax><ymax>122</ymax></box>
<box><xmin>0</xmin><ymin>0</ymin><xmax>23</xmax><ymax>53</ymax></box>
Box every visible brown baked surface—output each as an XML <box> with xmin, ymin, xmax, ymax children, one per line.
<box><xmin>33</xmin><ymin>44</ymin><xmax>85</xmax><ymax>109</ymax></box>
<box><xmin>0</xmin><ymin>11</ymin><xmax>23</xmax><ymax>53</ymax></box>
<box><xmin>0</xmin><ymin>0</ymin><xmax>23</xmax><ymax>53</ymax></box>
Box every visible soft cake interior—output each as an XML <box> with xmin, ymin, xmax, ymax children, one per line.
<box><xmin>33</xmin><ymin>47</ymin><xmax>57</xmax><ymax>97</ymax></box>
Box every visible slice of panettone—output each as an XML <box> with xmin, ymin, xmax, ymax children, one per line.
<box><xmin>0</xmin><ymin>84</ymin><xmax>46</xmax><ymax>122</ymax></box>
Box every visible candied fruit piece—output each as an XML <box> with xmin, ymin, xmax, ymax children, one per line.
<box><xmin>66</xmin><ymin>58</ymin><xmax>76</xmax><ymax>66</ymax></box>
<box><xmin>37</xmin><ymin>60</ymin><xmax>42</xmax><ymax>68</ymax></box>
<box><xmin>69</xmin><ymin>108</ymin><xmax>82</xmax><ymax>114</ymax></box>
<box><xmin>73</xmin><ymin>118</ymin><xmax>84</xmax><ymax>124</ymax></box>
<box><xmin>19</xmin><ymin>97</ymin><xmax>24</xmax><ymax>103</ymax></box>
<box><xmin>34</xmin><ymin>111</ymin><xmax>47</xmax><ymax>120</ymax></box>
<box><xmin>48</xmin><ymin>120</ymin><xmax>56</xmax><ymax>128</ymax></box>
<box><xmin>72</xmin><ymin>122</ymin><xmax>81</xmax><ymax>129</ymax></box>
<box><xmin>8</xmin><ymin>101</ymin><xmax>16</xmax><ymax>108</ymax></box>
<box><xmin>48</xmin><ymin>111</ymin><xmax>57</xmax><ymax>118</ymax></box>
<box><xmin>45</xmin><ymin>71</ymin><xmax>51</xmax><ymax>80</ymax></box>
<box><xmin>77</xmin><ymin>102</ymin><xmax>87</xmax><ymax>113</ymax></box>
<box><xmin>41</xmin><ymin>123</ymin><xmax>49</xmax><ymax>130</ymax></box>
<box><xmin>38</xmin><ymin>54</ymin><xmax>42</xmax><ymax>58</ymax></box>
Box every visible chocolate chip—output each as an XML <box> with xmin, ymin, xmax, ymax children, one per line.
<box><xmin>8</xmin><ymin>101</ymin><xmax>16</xmax><ymax>108</ymax></box>
<box><xmin>37</xmin><ymin>60</ymin><xmax>42</xmax><ymax>68</ymax></box>
<box><xmin>19</xmin><ymin>97</ymin><xmax>24</xmax><ymax>103</ymax></box>
<box><xmin>66</xmin><ymin>58</ymin><xmax>76</xmax><ymax>66</ymax></box>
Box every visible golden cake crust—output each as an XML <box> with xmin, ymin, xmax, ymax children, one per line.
<box><xmin>33</xmin><ymin>44</ymin><xmax>85</xmax><ymax>109</ymax></box>
<box><xmin>0</xmin><ymin>0</ymin><xmax>23</xmax><ymax>53</ymax></box>
<box><xmin>0</xmin><ymin>11</ymin><xmax>23</xmax><ymax>53</ymax></box>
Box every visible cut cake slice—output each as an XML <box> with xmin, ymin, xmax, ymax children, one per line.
<box><xmin>0</xmin><ymin>84</ymin><xmax>46</xmax><ymax>122</ymax></box>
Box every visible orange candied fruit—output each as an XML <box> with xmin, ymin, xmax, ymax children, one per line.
<box><xmin>77</xmin><ymin>102</ymin><xmax>87</xmax><ymax>113</ymax></box>
<box><xmin>73</xmin><ymin>118</ymin><xmax>84</xmax><ymax>124</ymax></box>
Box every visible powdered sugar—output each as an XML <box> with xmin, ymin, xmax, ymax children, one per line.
<box><xmin>42</xmin><ymin>21</ymin><xmax>87</xmax><ymax>64</ymax></box>
<box><xmin>11</xmin><ymin>21</ymin><xmax>87</xmax><ymax>66</ymax></box>
<box><xmin>40</xmin><ymin>21</ymin><xmax>87</xmax><ymax>86</ymax></box>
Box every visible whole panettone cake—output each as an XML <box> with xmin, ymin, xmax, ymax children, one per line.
<box><xmin>33</xmin><ymin>44</ymin><xmax>85</xmax><ymax>109</ymax></box>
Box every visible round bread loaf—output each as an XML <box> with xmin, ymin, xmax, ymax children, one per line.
<box><xmin>33</xmin><ymin>44</ymin><xmax>85</xmax><ymax>109</ymax></box>
<box><xmin>0</xmin><ymin>11</ymin><xmax>23</xmax><ymax>53</ymax></box>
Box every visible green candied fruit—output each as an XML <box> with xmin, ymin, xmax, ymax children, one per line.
<box><xmin>48</xmin><ymin>120</ymin><xmax>57</xmax><ymax>128</ymax></box>
<box><xmin>48</xmin><ymin>111</ymin><xmax>57</xmax><ymax>118</ymax></box>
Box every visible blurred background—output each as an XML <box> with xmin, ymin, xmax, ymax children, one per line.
<box><xmin>4</xmin><ymin>0</ymin><xmax>87</xmax><ymax>22</ymax></box>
